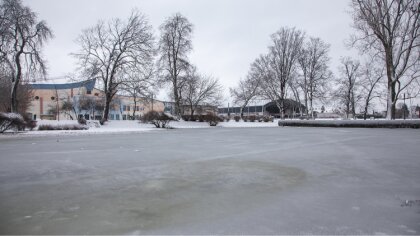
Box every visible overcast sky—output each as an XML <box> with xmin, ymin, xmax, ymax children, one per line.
<box><xmin>23</xmin><ymin>0</ymin><xmax>357</xmax><ymax>103</ymax></box>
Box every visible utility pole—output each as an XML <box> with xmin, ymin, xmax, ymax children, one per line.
<box><xmin>403</xmin><ymin>93</ymin><xmax>406</xmax><ymax>120</ymax></box>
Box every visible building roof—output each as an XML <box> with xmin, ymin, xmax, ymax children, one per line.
<box><xmin>30</xmin><ymin>79</ymin><xmax>96</xmax><ymax>91</ymax></box>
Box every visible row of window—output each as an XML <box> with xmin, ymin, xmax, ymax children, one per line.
<box><xmin>122</xmin><ymin>105</ymin><xmax>145</xmax><ymax>112</ymax></box>
<box><xmin>108</xmin><ymin>114</ymin><xmax>141</xmax><ymax>120</ymax></box>
<box><xmin>33</xmin><ymin>91</ymin><xmax>97</xmax><ymax>101</ymax></box>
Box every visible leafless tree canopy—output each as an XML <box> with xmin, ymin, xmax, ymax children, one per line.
<box><xmin>358</xmin><ymin>57</ymin><xmax>386</xmax><ymax>120</ymax></box>
<box><xmin>333</xmin><ymin>57</ymin><xmax>362</xmax><ymax>119</ymax></box>
<box><xmin>182</xmin><ymin>66</ymin><xmax>223</xmax><ymax>120</ymax></box>
<box><xmin>258</xmin><ymin>27</ymin><xmax>305</xmax><ymax>119</ymax></box>
<box><xmin>230</xmin><ymin>58</ymin><xmax>263</xmax><ymax>117</ymax></box>
<box><xmin>72</xmin><ymin>9</ymin><xmax>155</xmax><ymax>121</ymax></box>
<box><xmin>298</xmin><ymin>37</ymin><xmax>332</xmax><ymax>118</ymax></box>
<box><xmin>350</xmin><ymin>0</ymin><xmax>420</xmax><ymax>119</ymax></box>
<box><xmin>158</xmin><ymin>13</ymin><xmax>193</xmax><ymax>117</ymax></box>
<box><xmin>120</xmin><ymin>62</ymin><xmax>157</xmax><ymax>118</ymax></box>
<box><xmin>0</xmin><ymin>0</ymin><xmax>52</xmax><ymax>114</ymax></box>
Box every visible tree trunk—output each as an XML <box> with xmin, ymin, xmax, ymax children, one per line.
<box><xmin>386</xmin><ymin>81</ymin><xmax>397</xmax><ymax>120</ymax></box>
<box><xmin>384</xmin><ymin>47</ymin><xmax>397</xmax><ymax>120</ymax></box>
<box><xmin>310</xmin><ymin>99</ymin><xmax>314</xmax><ymax>119</ymax></box>
<box><xmin>102</xmin><ymin>92</ymin><xmax>112</xmax><ymax>122</ymax></box>
<box><xmin>363</xmin><ymin>100</ymin><xmax>368</xmax><ymax>120</ymax></box>
<box><xmin>10</xmin><ymin>80</ymin><xmax>19</xmax><ymax>113</ymax></box>
<box><xmin>11</xmin><ymin>51</ymin><xmax>23</xmax><ymax>113</ymax></box>
<box><xmin>304</xmin><ymin>84</ymin><xmax>308</xmax><ymax>117</ymax></box>
<box><xmin>173</xmin><ymin>85</ymin><xmax>181</xmax><ymax>117</ymax></box>
<box><xmin>190</xmin><ymin>106</ymin><xmax>195</xmax><ymax>121</ymax></box>
<box><xmin>132</xmin><ymin>97</ymin><xmax>137</xmax><ymax>119</ymax></box>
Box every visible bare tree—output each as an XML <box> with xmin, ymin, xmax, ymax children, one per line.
<box><xmin>359</xmin><ymin>59</ymin><xmax>386</xmax><ymax>120</ymax></box>
<box><xmin>0</xmin><ymin>73</ymin><xmax>33</xmax><ymax>113</ymax></box>
<box><xmin>334</xmin><ymin>57</ymin><xmax>361</xmax><ymax>119</ymax></box>
<box><xmin>230</xmin><ymin>59</ymin><xmax>262</xmax><ymax>118</ymax></box>
<box><xmin>350</xmin><ymin>0</ymin><xmax>420</xmax><ymax>119</ymax></box>
<box><xmin>78</xmin><ymin>95</ymin><xmax>104</xmax><ymax>120</ymax></box>
<box><xmin>72</xmin><ymin>10</ymin><xmax>155</xmax><ymax>122</ymax></box>
<box><xmin>0</xmin><ymin>0</ymin><xmax>52</xmax><ymax>114</ymax></box>
<box><xmin>298</xmin><ymin>37</ymin><xmax>332</xmax><ymax>118</ymax></box>
<box><xmin>120</xmin><ymin>62</ymin><xmax>156</xmax><ymax>119</ymax></box>
<box><xmin>258</xmin><ymin>27</ymin><xmax>305</xmax><ymax>119</ymax></box>
<box><xmin>61</xmin><ymin>99</ymin><xmax>77</xmax><ymax>120</ymax></box>
<box><xmin>158</xmin><ymin>13</ymin><xmax>193</xmax><ymax>117</ymax></box>
<box><xmin>182</xmin><ymin>66</ymin><xmax>223</xmax><ymax>120</ymax></box>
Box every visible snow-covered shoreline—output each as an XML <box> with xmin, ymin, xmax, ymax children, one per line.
<box><xmin>0</xmin><ymin>119</ymin><xmax>280</xmax><ymax>137</ymax></box>
<box><xmin>278</xmin><ymin>119</ymin><xmax>420</xmax><ymax>128</ymax></box>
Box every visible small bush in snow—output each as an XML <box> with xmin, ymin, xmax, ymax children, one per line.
<box><xmin>141</xmin><ymin>111</ymin><xmax>173</xmax><ymax>128</ymax></box>
<box><xmin>249</xmin><ymin>115</ymin><xmax>256</xmax><ymax>122</ymax></box>
<box><xmin>78</xmin><ymin>117</ymin><xmax>87</xmax><ymax>125</ymax></box>
<box><xmin>205</xmin><ymin>113</ymin><xmax>222</xmax><ymax>126</ymax></box>
<box><xmin>23</xmin><ymin>116</ymin><xmax>37</xmax><ymax>131</ymax></box>
<box><xmin>263</xmin><ymin>116</ymin><xmax>273</xmax><ymax>122</ymax></box>
<box><xmin>234</xmin><ymin>115</ymin><xmax>240</xmax><ymax>122</ymax></box>
<box><xmin>0</xmin><ymin>112</ymin><xmax>25</xmax><ymax>133</ymax></box>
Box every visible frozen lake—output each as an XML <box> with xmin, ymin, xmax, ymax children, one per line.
<box><xmin>0</xmin><ymin>127</ymin><xmax>419</xmax><ymax>234</ymax></box>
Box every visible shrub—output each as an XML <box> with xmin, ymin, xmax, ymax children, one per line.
<box><xmin>249</xmin><ymin>115</ymin><xmax>256</xmax><ymax>122</ymax></box>
<box><xmin>263</xmin><ymin>116</ymin><xmax>273</xmax><ymax>122</ymax></box>
<box><xmin>99</xmin><ymin>118</ymin><xmax>106</xmax><ymax>125</ymax></box>
<box><xmin>205</xmin><ymin>113</ymin><xmax>222</xmax><ymax>126</ymax></box>
<box><xmin>78</xmin><ymin>117</ymin><xmax>87</xmax><ymax>125</ymax></box>
<box><xmin>37</xmin><ymin>124</ymin><xmax>88</xmax><ymax>131</ymax></box>
<box><xmin>23</xmin><ymin>116</ymin><xmax>37</xmax><ymax>131</ymax></box>
<box><xmin>0</xmin><ymin>112</ymin><xmax>25</xmax><ymax>133</ymax></box>
<box><xmin>234</xmin><ymin>115</ymin><xmax>240</xmax><ymax>122</ymax></box>
<box><xmin>141</xmin><ymin>111</ymin><xmax>173</xmax><ymax>128</ymax></box>
<box><xmin>243</xmin><ymin>116</ymin><xmax>248</xmax><ymax>122</ymax></box>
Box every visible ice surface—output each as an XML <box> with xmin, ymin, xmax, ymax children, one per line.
<box><xmin>0</xmin><ymin>127</ymin><xmax>419</xmax><ymax>234</ymax></box>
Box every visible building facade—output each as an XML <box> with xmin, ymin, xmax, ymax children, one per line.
<box><xmin>28</xmin><ymin>79</ymin><xmax>165</xmax><ymax>120</ymax></box>
<box><xmin>218</xmin><ymin>99</ymin><xmax>306</xmax><ymax>118</ymax></box>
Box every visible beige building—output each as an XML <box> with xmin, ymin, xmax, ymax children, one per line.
<box><xmin>28</xmin><ymin>79</ymin><xmax>164</xmax><ymax>120</ymax></box>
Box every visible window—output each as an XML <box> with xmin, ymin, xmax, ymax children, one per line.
<box><xmin>86</xmin><ymin>90</ymin><xmax>92</xmax><ymax>95</ymax></box>
<box><xmin>127</xmin><ymin>106</ymin><xmax>130</xmax><ymax>111</ymax></box>
<box><xmin>116</xmin><ymin>114</ymin><xmax>120</xmax><ymax>120</ymax></box>
<box><xmin>123</xmin><ymin>105</ymin><xmax>127</xmax><ymax>111</ymax></box>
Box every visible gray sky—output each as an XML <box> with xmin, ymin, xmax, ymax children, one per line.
<box><xmin>23</xmin><ymin>0</ymin><xmax>356</xmax><ymax>103</ymax></box>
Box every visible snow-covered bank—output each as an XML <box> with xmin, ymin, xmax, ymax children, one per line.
<box><xmin>1</xmin><ymin>119</ymin><xmax>280</xmax><ymax>137</ymax></box>
<box><xmin>278</xmin><ymin>119</ymin><xmax>420</xmax><ymax>128</ymax></box>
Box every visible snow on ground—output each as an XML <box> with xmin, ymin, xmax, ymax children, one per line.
<box><xmin>2</xmin><ymin>119</ymin><xmax>280</xmax><ymax>136</ymax></box>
